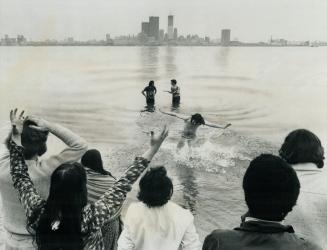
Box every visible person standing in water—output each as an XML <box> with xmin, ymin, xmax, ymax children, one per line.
<box><xmin>142</xmin><ymin>80</ymin><xmax>157</xmax><ymax>105</ymax></box>
<box><xmin>165</xmin><ymin>79</ymin><xmax>180</xmax><ymax>106</ymax></box>
<box><xmin>160</xmin><ymin>110</ymin><xmax>231</xmax><ymax>151</ymax></box>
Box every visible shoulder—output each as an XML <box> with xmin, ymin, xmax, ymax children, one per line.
<box><xmin>168</xmin><ymin>201</ymin><xmax>194</xmax><ymax>221</ymax></box>
<box><xmin>203</xmin><ymin>229</ymin><xmax>239</xmax><ymax>249</ymax></box>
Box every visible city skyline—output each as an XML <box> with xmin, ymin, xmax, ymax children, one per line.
<box><xmin>1</xmin><ymin>0</ymin><xmax>327</xmax><ymax>42</ymax></box>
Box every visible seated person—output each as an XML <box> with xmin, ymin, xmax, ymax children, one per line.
<box><xmin>81</xmin><ymin>149</ymin><xmax>120</xmax><ymax>250</ymax></box>
<box><xmin>279</xmin><ymin>129</ymin><xmax>326</xmax><ymax>247</ymax></box>
<box><xmin>203</xmin><ymin>154</ymin><xmax>322</xmax><ymax>250</ymax></box>
<box><xmin>118</xmin><ymin>166</ymin><xmax>201</xmax><ymax>250</ymax></box>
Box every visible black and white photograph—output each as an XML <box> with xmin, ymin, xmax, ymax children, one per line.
<box><xmin>0</xmin><ymin>0</ymin><xmax>327</xmax><ymax>249</ymax></box>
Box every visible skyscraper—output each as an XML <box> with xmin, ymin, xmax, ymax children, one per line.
<box><xmin>173</xmin><ymin>28</ymin><xmax>178</xmax><ymax>40</ymax></box>
<box><xmin>168</xmin><ymin>15</ymin><xmax>174</xmax><ymax>40</ymax></box>
<box><xmin>148</xmin><ymin>16</ymin><xmax>159</xmax><ymax>40</ymax></box>
<box><xmin>221</xmin><ymin>29</ymin><xmax>231</xmax><ymax>46</ymax></box>
<box><xmin>141</xmin><ymin>22</ymin><xmax>149</xmax><ymax>36</ymax></box>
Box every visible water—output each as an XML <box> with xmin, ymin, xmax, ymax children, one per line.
<box><xmin>1</xmin><ymin>46</ymin><xmax>327</xmax><ymax>246</ymax></box>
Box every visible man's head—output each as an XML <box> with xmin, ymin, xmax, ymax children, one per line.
<box><xmin>137</xmin><ymin>166</ymin><xmax>173</xmax><ymax>208</ymax></box>
<box><xmin>279</xmin><ymin>129</ymin><xmax>324</xmax><ymax>168</ymax></box>
<box><xmin>149</xmin><ymin>80</ymin><xmax>154</xmax><ymax>87</ymax></box>
<box><xmin>171</xmin><ymin>79</ymin><xmax>177</xmax><ymax>86</ymax></box>
<box><xmin>191</xmin><ymin>113</ymin><xmax>205</xmax><ymax>125</ymax></box>
<box><xmin>20</xmin><ymin>120</ymin><xmax>49</xmax><ymax>159</ymax></box>
<box><xmin>243</xmin><ymin>154</ymin><xmax>300</xmax><ymax>221</ymax></box>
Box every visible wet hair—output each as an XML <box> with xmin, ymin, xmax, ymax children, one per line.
<box><xmin>81</xmin><ymin>149</ymin><xmax>113</xmax><ymax>177</ymax></box>
<box><xmin>137</xmin><ymin>166</ymin><xmax>173</xmax><ymax>208</ymax></box>
<box><xmin>191</xmin><ymin>113</ymin><xmax>205</xmax><ymax>125</ymax></box>
<box><xmin>243</xmin><ymin>154</ymin><xmax>300</xmax><ymax>221</ymax></box>
<box><xmin>171</xmin><ymin>79</ymin><xmax>177</xmax><ymax>85</ymax></box>
<box><xmin>30</xmin><ymin>163</ymin><xmax>87</xmax><ymax>250</ymax></box>
<box><xmin>149</xmin><ymin>80</ymin><xmax>154</xmax><ymax>86</ymax></box>
<box><xmin>5</xmin><ymin>120</ymin><xmax>49</xmax><ymax>160</ymax></box>
<box><xmin>279</xmin><ymin>129</ymin><xmax>324</xmax><ymax>168</ymax></box>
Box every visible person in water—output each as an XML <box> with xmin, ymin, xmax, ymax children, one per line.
<box><xmin>165</xmin><ymin>79</ymin><xmax>180</xmax><ymax>106</ymax></box>
<box><xmin>8</xmin><ymin>109</ymin><xmax>168</xmax><ymax>250</ymax></box>
<box><xmin>160</xmin><ymin>110</ymin><xmax>231</xmax><ymax>151</ymax></box>
<box><xmin>142</xmin><ymin>80</ymin><xmax>157</xmax><ymax>105</ymax></box>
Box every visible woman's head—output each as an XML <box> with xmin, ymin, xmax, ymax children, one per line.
<box><xmin>149</xmin><ymin>80</ymin><xmax>154</xmax><ymax>86</ymax></box>
<box><xmin>81</xmin><ymin>149</ymin><xmax>111</xmax><ymax>175</ymax></box>
<box><xmin>171</xmin><ymin>79</ymin><xmax>177</xmax><ymax>85</ymax></box>
<box><xmin>243</xmin><ymin>154</ymin><xmax>300</xmax><ymax>221</ymax></box>
<box><xmin>191</xmin><ymin>113</ymin><xmax>205</xmax><ymax>125</ymax></box>
<box><xmin>138</xmin><ymin>166</ymin><xmax>173</xmax><ymax>208</ymax></box>
<box><xmin>279</xmin><ymin>129</ymin><xmax>324</xmax><ymax>168</ymax></box>
<box><xmin>32</xmin><ymin>163</ymin><xmax>87</xmax><ymax>249</ymax></box>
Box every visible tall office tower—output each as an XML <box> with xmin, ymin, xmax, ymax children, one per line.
<box><xmin>168</xmin><ymin>15</ymin><xmax>174</xmax><ymax>40</ymax></box>
<box><xmin>159</xmin><ymin>29</ymin><xmax>165</xmax><ymax>41</ymax></box>
<box><xmin>173</xmin><ymin>28</ymin><xmax>178</xmax><ymax>40</ymax></box>
<box><xmin>141</xmin><ymin>22</ymin><xmax>149</xmax><ymax>36</ymax></box>
<box><xmin>149</xmin><ymin>16</ymin><xmax>159</xmax><ymax>40</ymax></box>
<box><xmin>221</xmin><ymin>29</ymin><xmax>231</xmax><ymax>46</ymax></box>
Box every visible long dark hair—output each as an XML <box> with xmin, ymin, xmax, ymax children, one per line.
<box><xmin>29</xmin><ymin>163</ymin><xmax>88</xmax><ymax>250</ymax></box>
<box><xmin>279</xmin><ymin>129</ymin><xmax>325</xmax><ymax>168</ymax></box>
<box><xmin>81</xmin><ymin>149</ymin><xmax>114</xmax><ymax>177</ymax></box>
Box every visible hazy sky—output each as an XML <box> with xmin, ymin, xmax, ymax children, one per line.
<box><xmin>1</xmin><ymin>0</ymin><xmax>327</xmax><ymax>42</ymax></box>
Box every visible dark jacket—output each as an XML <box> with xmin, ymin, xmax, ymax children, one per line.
<box><xmin>203</xmin><ymin>220</ymin><xmax>322</xmax><ymax>250</ymax></box>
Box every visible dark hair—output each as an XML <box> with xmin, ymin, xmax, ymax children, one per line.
<box><xmin>30</xmin><ymin>163</ymin><xmax>87</xmax><ymax>250</ymax></box>
<box><xmin>279</xmin><ymin>129</ymin><xmax>324</xmax><ymax>168</ymax></box>
<box><xmin>243</xmin><ymin>154</ymin><xmax>300</xmax><ymax>221</ymax></box>
<box><xmin>149</xmin><ymin>80</ymin><xmax>154</xmax><ymax>86</ymax></box>
<box><xmin>171</xmin><ymin>79</ymin><xmax>177</xmax><ymax>84</ymax></box>
<box><xmin>21</xmin><ymin>120</ymin><xmax>49</xmax><ymax>160</ymax></box>
<box><xmin>137</xmin><ymin>166</ymin><xmax>173</xmax><ymax>208</ymax></box>
<box><xmin>191</xmin><ymin>113</ymin><xmax>205</xmax><ymax>125</ymax></box>
<box><xmin>81</xmin><ymin>149</ymin><xmax>112</xmax><ymax>176</ymax></box>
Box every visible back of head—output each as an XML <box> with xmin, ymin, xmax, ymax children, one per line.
<box><xmin>21</xmin><ymin>120</ymin><xmax>49</xmax><ymax>159</ymax></box>
<box><xmin>81</xmin><ymin>149</ymin><xmax>110</xmax><ymax>175</ymax></box>
<box><xmin>34</xmin><ymin>163</ymin><xmax>87</xmax><ymax>250</ymax></box>
<box><xmin>149</xmin><ymin>80</ymin><xmax>154</xmax><ymax>86</ymax></box>
<box><xmin>243</xmin><ymin>154</ymin><xmax>300</xmax><ymax>221</ymax></box>
<box><xmin>191</xmin><ymin>113</ymin><xmax>205</xmax><ymax>125</ymax></box>
<box><xmin>171</xmin><ymin>79</ymin><xmax>177</xmax><ymax>85</ymax></box>
<box><xmin>138</xmin><ymin>166</ymin><xmax>173</xmax><ymax>208</ymax></box>
<box><xmin>279</xmin><ymin>129</ymin><xmax>324</xmax><ymax>168</ymax></box>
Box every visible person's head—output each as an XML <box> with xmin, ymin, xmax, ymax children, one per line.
<box><xmin>243</xmin><ymin>154</ymin><xmax>300</xmax><ymax>221</ymax></box>
<box><xmin>191</xmin><ymin>113</ymin><xmax>205</xmax><ymax>125</ymax></box>
<box><xmin>31</xmin><ymin>163</ymin><xmax>87</xmax><ymax>249</ymax></box>
<box><xmin>5</xmin><ymin>120</ymin><xmax>49</xmax><ymax>160</ymax></box>
<box><xmin>171</xmin><ymin>79</ymin><xmax>177</xmax><ymax>86</ymax></box>
<box><xmin>81</xmin><ymin>149</ymin><xmax>111</xmax><ymax>175</ymax></box>
<box><xmin>138</xmin><ymin>166</ymin><xmax>173</xmax><ymax>208</ymax></box>
<box><xmin>149</xmin><ymin>80</ymin><xmax>154</xmax><ymax>87</ymax></box>
<box><xmin>279</xmin><ymin>129</ymin><xmax>324</xmax><ymax>168</ymax></box>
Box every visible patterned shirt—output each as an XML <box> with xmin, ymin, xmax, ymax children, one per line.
<box><xmin>9</xmin><ymin>140</ymin><xmax>148</xmax><ymax>250</ymax></box>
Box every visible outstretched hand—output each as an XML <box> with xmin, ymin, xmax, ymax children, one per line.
<box><xmin>10</xmin><ymin>108</ymin><xmax>26</xmax><ymax>146</ymax></box>
<box><xmin>149</xmin><ymin>125</ymin><xmax>169</xmax><ymax>148</ymax></box>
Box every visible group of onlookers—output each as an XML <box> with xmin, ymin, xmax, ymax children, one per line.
<box><xmin>0</xmin><ymin>109</ymin><xmax>325</xmax><ymax>249</ymax></box>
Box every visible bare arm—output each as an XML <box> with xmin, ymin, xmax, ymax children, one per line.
<box><xmin>141</xmin><ymin>90</ymin><xmax>146</xmax><ymax>97</ymax></box>
<box><xmin>159</xmin><ymin>109</ymin><xmax>188</xmax><ymax>121</ymax></box>
<box><xmin>204</xmin><ymin>121</ymin><xmax>231</xmax><ymax>129</ymax></box>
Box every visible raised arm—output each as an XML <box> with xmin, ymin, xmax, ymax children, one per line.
<box><xmin>204</xmin><ymin>120</ymin><xmax>231</xmax><ymax>129</ymax></box>
<box><xmin>82</xmin><ymin>127</ymin><xmax>169</xmax><ymax>234</ymax></box>
<box><xmin>159</xmin><ymin>109</ymin><xmax>188</xmax><ymax>121</ymax></box>
<box><xmin>28</xmin><ymin>116</ymin><xmax>88</xmax><ymax>172</ymax></box>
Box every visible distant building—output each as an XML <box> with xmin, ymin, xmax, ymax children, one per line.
<box><xmin>221</xmin><ymin>29</ymin><xmax>231</xmax><ymax>46</ymax></box>
<box><xmin>168</xmin><ymin>15</ymin><xmax>174</xmax><ymax>40</ymax></box>
<box><xmin>159</xmin><ymin>29</ymin><xmax>165</xmax><ymax>41</ymax></box>
<box><xmin>205</xmin><ymin>36</ymin><xmax>210</xmax><ymax>43</ymax></box>
<box><xmin>17</xmin><ymin>35</ymin><xmax>26</xmax><ymax>45</ymax></box>
<box><xmin>173</xmin><ymin>28</ymin><xmax>178</xmax><ymax>40</ymax></box>
<box><xmin>106</xmin><ymin>34</ymin><xmax>113</xmax><ymax>45</ymax></box>
<box><xmin>148</xmin><ymin>16</ymin><xmax>159</xmax><ymax>40</ymax></box>
<box><xmin>141</xmin><ymin>22</ymin><xmax>149</xmax><ymax>36</ymax></box>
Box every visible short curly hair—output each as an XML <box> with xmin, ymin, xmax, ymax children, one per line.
<box><xmin>279</xmin><ymin>129</ymin><xmax>324</xmax><ymax>168</ymax></box>
<box><xmin>243</xmin><ymin>154</ymin><xmax>300</xmax><ymax>221</ymax></box>
<box><xmin>137</xmin><ymin>166</ymin><xmax>173</xmax><ymax>208</ymax></box>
